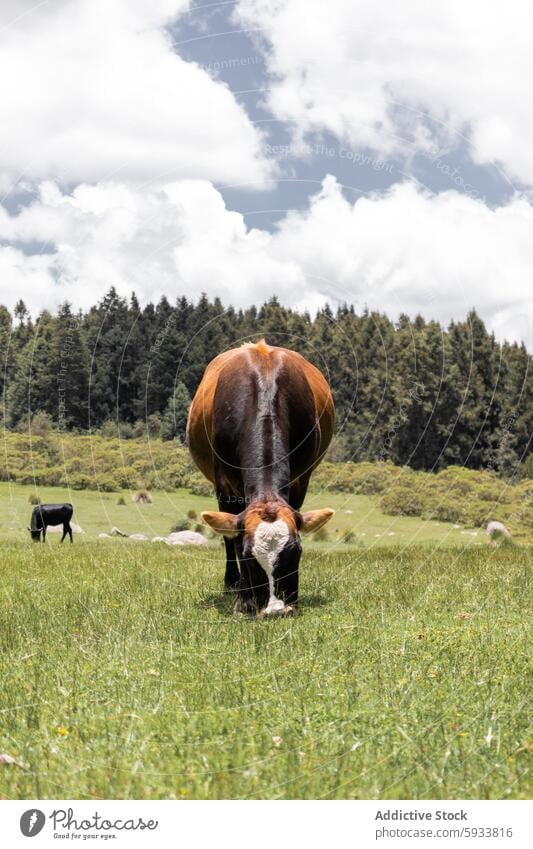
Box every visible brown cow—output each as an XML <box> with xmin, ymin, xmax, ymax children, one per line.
<box><xmin>187</xmin><ymin>340</ymin><xmax>334</xmax><ymax>616</ymax></box>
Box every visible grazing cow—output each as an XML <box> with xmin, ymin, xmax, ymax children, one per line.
<box><xmin>187</xmin><ymin>340</ymin><xmax>335</xmax><ymax>616</ymax></box>
<box><xmin>28</xmin><ymin>503</ymin><xmax>74</xmax><ymax>543</ymax></box>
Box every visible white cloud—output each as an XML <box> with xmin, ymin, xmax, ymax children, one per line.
<box><xmin>0</xmin><ymin>0</ymin><xmax>272</xmax><ymax>190</ymax></box>
<box><xmin>0</xmin><ymin>178</ymin><xmax>532</xmax><ymax>346</ymax></box>
<box><xmin>235</xmin><ymin>0</ymin><xmax>533</xmax><ymax>187</ymax></box>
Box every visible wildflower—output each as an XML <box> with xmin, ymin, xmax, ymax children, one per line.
<box><xmin>56</xmin><ymin>726</ymin><xmax>69</xmax><ymax>737</ymax></box>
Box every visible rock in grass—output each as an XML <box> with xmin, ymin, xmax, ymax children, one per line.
<box><xmin>166</xmin><ymin>531</ymin><xmax>207</xmax><ymax>547</ymax></box>
<box><xmin>486</xmin><ymin>521</ymin><xmax>511</xmax><ymax>539</ymax></box>
<box><xmin>129</xmin><ymin>533</ymin><xmax>150</xmax><ymax>541</ymax></box>
<box><xmin>0</xmin><ymin>753</ymin><xmax>24</xmax><ymax>768</ymax></box>
<box><xmin>110</xmin><ymin>527</ymin><xmax>128</xmax><ymax>537</ymax></box>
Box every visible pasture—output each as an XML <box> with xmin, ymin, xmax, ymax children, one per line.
<box><xmin>0</xmin><ymin>481</ymin><xmax>488</xmax><ymax>546</ymax></box>
<box><xmin>0</xmin><ymin>540</ymin><xmax>530</xmax><ymax>800</ymax></box>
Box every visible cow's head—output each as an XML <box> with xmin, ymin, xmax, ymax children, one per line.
<box><xmin>202</xmin><ymin>500</ymin><xmax>334</xmax><ymax>616</ymax></box>
<box><xmin>28</xmin><ymin>527</ymin><xmax>41</xmax><ymax>542</ymax></box>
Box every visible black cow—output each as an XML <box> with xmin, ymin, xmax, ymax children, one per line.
<box><xmin>29</xmin><ymin>503</ymin><xmax>74</xmax><ymax>543</ymax></box>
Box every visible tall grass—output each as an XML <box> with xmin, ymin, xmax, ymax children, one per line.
<box><xmin>0</xmin><ymin>542</ymin><xmax>529</xmax><ymax>799</ymax></box>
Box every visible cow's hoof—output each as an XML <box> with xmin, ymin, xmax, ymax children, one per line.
<box><xmin>258</xmin><ymin>603</ymin><xmax>297</xmax><ymax>619</ymax></box>
<box><xmin>233</xmin><ymin>598</ymin><xmax>257</xmax><ymax>617</ymax></box>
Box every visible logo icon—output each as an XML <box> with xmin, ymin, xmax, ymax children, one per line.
<box><xmin>20</xmin><ymin>809</ymin><xmax>46</xmax><ymax>837</ymax></box>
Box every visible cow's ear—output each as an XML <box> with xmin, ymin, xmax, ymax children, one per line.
<box><xmin>300</xmin><ymin>508</ymin><xmax>335</xmax><ymax>533</ymax></box>
<box><xmin>201</xmin><ymin>511</ymin><xmax>240</xmax><ymax>537</ymax></box>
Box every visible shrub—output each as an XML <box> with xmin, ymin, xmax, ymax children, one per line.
<box><xmin>96</xmin><ymin>475</ymin><xmax>118</xmax><ymax>492</ymax></box>
<box><xmin>117</xmin><ymin>495</ymin><xmax>126</xmax><ymax>506</ymax></box>
<box><xmin>194</xmin><ymin>523</ymin><xmax>205</xmax><ymax>535</ymax></box>
<box><xmin>99</xmin><ymin>420</ymin><xmax>118</xmax><ymax>439</ymax></box>
<box><xmin>187</xmin><ymin>509</ymin><xmax>198</xmax><ymax>520</ymax></box>
<box><xmin>28</xmin><ymin>494</ymin><xmax>41</xmax><ymax>505</ymax></box>
<box><xmin>115</xmin><ymin>469</ymin><xmax>137</xmax><ymax>489</ymax></box>
<box><xmin>517</xmin><ymin>454</ymin><xmax>533</xmax><ymax>481</ymax></box>
<box><xmin>341</xmin><ymin>529</ymin><xmax>355</xmax><ymax>543</ymax></box>
<box><xmin>118</xmin><ymin>422</ymin><xmax>135</xmax><ymax>440</ymax></box>
<box><xmin>380</xmin><ymin>486</ymin><xmax>425</xmax><ymax>517</ymax></box>
<box><xmin>312</xmin><ymin>526</ymin><xmax>329</xmax><ymax>541</ymax></box>
<box><xmin>463</xmin><ymin>500</ymin><xmax>491</xmax><ymax>528</ymax></box>
<box><xmin>69</xmin><ymin>473</ymin><xmax>93</xmax><ymax>490</ymax></box>
<box><xmin>422</xmin><ymin>499</ymin><xmax>462</xmax><ymax>523</ymax></box>
<box><xmin>188</xmin><ymin>475</ymin><xmax>213</xmax><ymax>497</ymax></box>
<box><xmin>29</xmin><ymin>411</ymin><xmax>55</xmax><ymax>436</ymax></box>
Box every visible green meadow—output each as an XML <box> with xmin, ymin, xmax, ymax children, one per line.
<box><xmin>0</xmin><ymin>481</ymin><xmax>491</xmax><ymax>547</ymax></box>
<box><xmin>0</xmin><ymin>442</ymin><xmax>530</xmax><ymax>800</ymax></box>
<box><xmin>0</xmin><ymin>538</ymin><xmax>530</xmax><ymax>800</ymax></box>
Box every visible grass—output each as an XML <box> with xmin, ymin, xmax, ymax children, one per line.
<box><xmin>0</xmin><ymin>482</ymin><xmax>487</xmax><ymax>546</ymax></box>
<box><xmin>0</xmin><ymin>541</ymin><xmax>530</xmax><ymax>800</ymax></box>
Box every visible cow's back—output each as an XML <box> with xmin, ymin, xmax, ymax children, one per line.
<box><xmin>187</xmin><ymin>342</ymin><xmax>334</xmax><ymax>496</ymax></box>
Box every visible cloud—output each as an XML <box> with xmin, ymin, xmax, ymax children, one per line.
<box><xmin>0</xmin><ymin>177</ymin><xmax>532</xmax><ymax>346</ymax></box>
<box><xmin>235</xmin><ymin>0</ymin><xmax>533</xmax><ymax>187</ymax></box>
<box><xmin>0</xmin><ymin>0</ymin><xmax>272</xmax><ymax>190</ymax></box>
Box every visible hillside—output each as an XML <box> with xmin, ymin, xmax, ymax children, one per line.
<box><xmin>1</xmin><ymin>432</ymin><xmax>531</xmax><ymax>542</ymax></box>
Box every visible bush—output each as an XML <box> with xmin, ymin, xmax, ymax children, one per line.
<box><xmin>69</xmin><ymin>473</ymin><xmax>94</xmax><ymax>490</ymax></box>
<box><xmin>117</xmin><ymin>495</ymin><xmax>126</xmax><ymax>506</ymax></box>
<box><xmin>118</xmin><ymin>422</ymin><xmax>135</xmax><ymax>440</ymax></box>
<box><xmin>517</xmin><ymin>454</ymin><xmax>533</xmax><ymax>481</ymax></box>
<box><xmin>187</xmin><ymin>509</ymin><xmax>198</xmax><ymax>520</ymax></box>
<box><xmin>28</xmin><ymin>493</ymin><xmax>41</xmax><ymax>505</ymax></box>
<box><xmin>99</xmin><ymin>420</ymin><xmax>118</xmax><ymax>438</ymax></box>
<box><xmin>28</xmin><ymin>411</ymin><xmax>55</xmax><ymax>436</ymax></box>
<box><xmin>341</xmin><ymin>529</ymin><xmax>355</xmax><ymax>543</ymax></box>
<box><xmin>463</xmin><ymin>500</ymin><xmax>491</xmax><ymax>528</ymax></box>
<box><xmin>422</xmin><ymin>499</ymin><xmax>462</xmax><ymax>523</ymax></box>
<box><xmin>188</xmin><ymin>475</ymin><xmax>213</xmax><ymax>497</ymax></box>
<box><xmin>380</xmin><ymin>486</ymin><xmax>426</xmax><ymax>517</ymax></box>
<box><xmin>96</xmin><ymin>475</ymin><xmax>118</xmax><ymax>492</ymax></box>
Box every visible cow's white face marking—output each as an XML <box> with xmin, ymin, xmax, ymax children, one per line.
<box><xmin>252</xmin><ymin>519</ymin><xmax>290</xmax><ymax>615</ymax></box>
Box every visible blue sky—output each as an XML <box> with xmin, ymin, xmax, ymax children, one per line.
<box><xmin>0</xmin><ymin>0</ymin><xmax>531</xmax><ymax>346</ymax></box>
<box><xmin>172</xmin><ymin>1</ymin><xmax>518</xmax><ymax>228</ymax></box>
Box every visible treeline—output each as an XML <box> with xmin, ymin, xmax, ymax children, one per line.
<box><xmin>0</xmin><ymin>288</ymin><xmax>531</xmax><ymax>473</ymax></box>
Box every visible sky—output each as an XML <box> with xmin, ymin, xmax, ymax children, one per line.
<box><xmin>0</xmin><ymin>0</ymin><xmax>532</xmax><ymax>346</ymax></box>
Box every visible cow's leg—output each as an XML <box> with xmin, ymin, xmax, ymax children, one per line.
<box><xmin>68</xmin><ymin>523</ymin><xmax>73</xmax><ymax>543</ymax></box>
<box><xmin>223</xmin><ymin>537</ymin><xmax>240</xmax><ymax>590</ymax></box>
<box><xmin>215</xmin><ymin>483</ymin><xmax>241</xmax><ymax>590</ymax></box>
<box><xmin>42</xmin><ymin>526</ymin><xmax>46</xmax><ymax>542</ymax></box>
<box><xmin>60</xmin><ymin>525</ymin><xmax>67</xmax><ymax>543</ymax></box>
<box><xmin>234</xmin><ymin>538</ymin><xmax>269</xmax><ymax>616</ymax></box>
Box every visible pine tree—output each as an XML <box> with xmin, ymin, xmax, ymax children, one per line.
<box><xmin>161</xmin><ymin>381</ymin><xmax>191</xmax><ymax>441</ymax></box>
